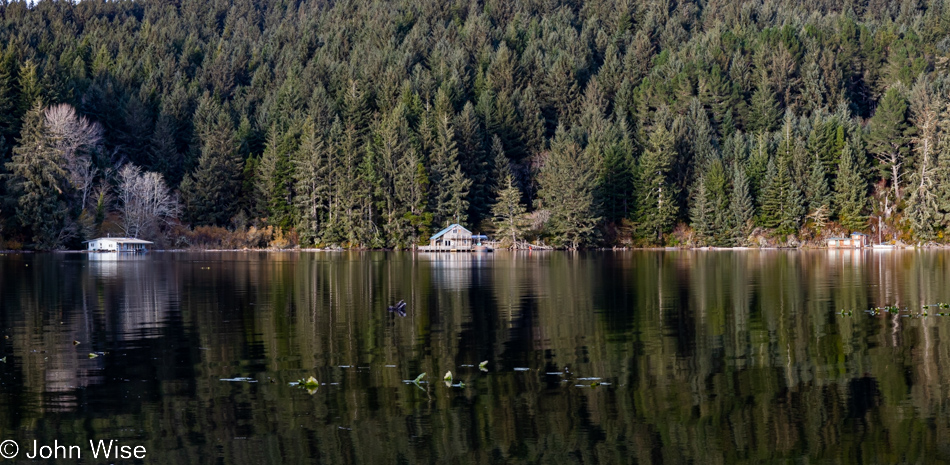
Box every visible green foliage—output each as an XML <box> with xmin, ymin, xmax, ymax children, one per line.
<box><xmin>758</xmin><ymin>158</ymin><xmax>804</xmax><ymax>236</ymax></box>
<box><xmin>746</xmin><ymin>74</ymin><xmax>781</xmax><ymax>134</ymax></box>
<box><xmin>181</xmin><ymin>107</ymin><xmax>241</xmax><ymax>227</ymax></box>
<box><xmin>429</xmin><ymin>114</ymin><xmax>470</xmax><ymax>228</ymax></box>
<box><xmin>689</xmin><ymin>178</ymin><xmax>714</xmax><ymax>245</ymax></box>
<box><xmin>492</xmin><ymin>173</ymin><xmax>527</xmax><ymax>245</ymax></box>
<box><xmin>867</xmin><ymin>87</ymin><xmax>913</xmax><ymax>201</ymax></box>
<box><xmin>5</xmin><ymin>103</ymin><xmax>74</xmax><ymax>249</ymax></box>
<box><xmin>805</xmin><ymin>153</ymin><xmax>831</xmax><ymax>215</ymax></box>
<box><xmin>539</xmin><ymin>126</ymin><xmax>599</xmax><ymax>249</ymax></box>
<box><xmin>729</xmin><ymin>164</ymin><xmax>754</xmax><ymax>245</ymax></box>
<box><xmin>834</xmin><ymin>144</ymin><xmax>869</xmax><ymax>231</ymax></box>
<box><xmin>257</xmin><ymin>125</ymin><xmax>300</xmax><ymax>230</ymax></box>
<box><xmin>293</xmin><ymin>120</ymin><xmax>331</xmax><ymax>245</ymax></box>
<box><xmin>2</xmin><ymin>0</ymin><xmax>950</xmax><ymax>247</ymax></box>
<box><xmin>636</xmin><ymin>124</ymin><xmax>678</xmax><ymax>244</ymax></box>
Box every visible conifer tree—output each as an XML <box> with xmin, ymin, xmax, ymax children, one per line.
<box><xmin>430</xmin><ymin>115</ymin><xmax>470</xmax><ymax>227</ymax></box>
<box><xmin>518</xmin><ymin>85</ymin><xmax>546</xmax><ymax>156</ymax></box>
<box><xmin>0</xmin><ymin>49</ymin><xmax>18</xmax><ymax>158</ymax></box>
<box><xmin>443</xmin><ymin>166</ymin><xmax>472</xmax><ymax>228</ymax></box>
<box><xmin>394</xmin><ymin>149</ymin><xmax>431</xmax><ymax>244</ymax></box>
<box><xmin>149</xmin><ymin>113</ymin><xmax>183</xmax><ymax>187</ymax></box>
<box><xmin>371</xmin><ymin>104</ymin><xmax>413</xmax><ymax>244</ymax></box>
<box><xmin>490</xmin><ymin>135</ymin><xmax>510</xmax><ymax>192</ymax></box>
<box><xmin>180</xmin><ymin>109</ymin><xmax>241</xmax><ymax>226</ymax></box>
<box><xmin>539</xmin><ymin>126</ymin><xmax>599</xmax><ymax>249</ymax></box>
<box><xmin>805</xmin><ymin>153</ymin><xmax>831</xmax><ymax>215</ymax></box>
<box><xmin>746</xmin><ymin>72</ymin><xmax>781</xmax><ymax>133</ymax></box>
<box><xmin>906</xmin><ymin>92</ymin><xmax>939</xmax><ymax>241</ymax></box>
<box><xmin>256</xmin><ymin>125</ymin><xmax>298</xmax><ymax>229</ymax></box>
<box><xmin>687</xmin><ymin>98</ymin><xmax>718</xmax><ymax>172</ymax></box>
<box><xmin>636</xmin><ymin>124</ymin><xmax>678</xmax><ymax>243</ymax></box>
<box><xmin>6</xmin><ymin>103</ymin><xmax>74</xmax><ymax>249</ymax></box>
<box><xmin>690</xmin><ymin>178</ymin><xmax>713</xmax><ymax>245</ymax></box>
<box><xmin>599</xmin><ymin>137</ymin><xmax>635</xmax><ymax>223</ymax></box>
<box><xmin>834</xmin><ymin>144</ymin><xmax>869</xmax><ymax>231</ymax></box>
<box><xmin>759</xmin><ymin>158</ymin><xmax>804</xmax><ymax>236</ymax></box>
<box><xmin>729</xmin><ymin>163</ymin><xmax>754</xmax><ymax>245</ymax></box>
<box><xmin>934</xmin><ymin>101</ymin><xmax>950</xmax><ymax>228</ymax></box>
<box><xmin>541</xmin><ymin>54</ymin><xmax>580</xmax><ymax>129</ymax></box>
<box><xmin>867</xmin><ymin>86</ymin><xmax>913</xmax><ymax>202</ymax></box>
<box><xmin>16</xmin><ymin>60</ymin><xmax>43</xmax><ymax>116</ymax></box>
<box><xmin>703</xmin><ymin>158</ymin><xmax>730</xmax><ymax>243</ymax></box>
<box><xmin>293</xmin><ymin>120</ymin><xmax>331</xmax><ymax>245</ymax></box>
<box><xmin>454</xmin><ymin>102</ymin><xmax>490</xmax><ymax>224</ymax></box>
<box><xmin>492</xmin><ymin>171</ymin><xmax>526</xmax><ymax>247</ymax></box>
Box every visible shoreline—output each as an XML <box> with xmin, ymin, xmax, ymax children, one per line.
<box><xmin>3</xmin><ymin>243</ymin><xmax>946</xmax><ymax>254</ymax></box>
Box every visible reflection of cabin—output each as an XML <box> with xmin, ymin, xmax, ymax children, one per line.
<box><xmin>826</xmin><ymin>232</ymin><xmax>870</xmax><ymax>248</ymax></box>
<box><xmin>85</xmin><ymin>237</ymin><xmax>153</xmax><ymax>252</ymax></box>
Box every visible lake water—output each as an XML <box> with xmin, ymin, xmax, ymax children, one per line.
<box><xmin>1</xmin><ymin>250</ymin><xmax>950</xmax><ymax>463</ymax></box>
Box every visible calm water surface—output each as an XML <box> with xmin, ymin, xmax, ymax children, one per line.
<box><xmin>2</xmin><ymin>250</ymin><xmax>950</xmax><ymax>463</ymax></box>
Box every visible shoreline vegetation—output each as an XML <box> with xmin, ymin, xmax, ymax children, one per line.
<box><xmin>6</xmin><ymin>1</ymin><xmax>950</xmax><ymax>251</ymax></box>
<box><xmin>5</xmin><ymin>239</ymin><xmax>942</xmax><ymax>254</ymax></box>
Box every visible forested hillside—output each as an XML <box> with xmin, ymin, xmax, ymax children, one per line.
<box><xmin>1</xmin><ymin>0</ymin><xmax>949</xmax><ymax>249</ymax></box>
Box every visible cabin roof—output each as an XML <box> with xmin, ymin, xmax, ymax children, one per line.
<box><xmin>826</xmin><ymin>237</ymin><xmax>849</xmax><ymax>241</ymax></box>
<box><xmin>83</xmin><ymin>237</ymin><xmax>154</xmax><ymax>244</ymax></box>
<box><xmin>430</xmin><ymin>224</ymin><xmax>471</xmax><ymax>240</ymax></box>
<box><xmin>851</xmin><ymin>232</ymin><xmax>868</xmax><ymax>236</ymax></box>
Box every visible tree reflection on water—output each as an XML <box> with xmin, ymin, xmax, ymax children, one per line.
<box><xmin>0</xmin><ymin>250</ymin><xmax>949</xmax><ymax>463</ymax></box>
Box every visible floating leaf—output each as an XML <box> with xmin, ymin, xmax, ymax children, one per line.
<box><xmin>0</xmin><ymin>356</ymin><xmax>5</xmax><ymax>363</ymax></box>
<box><xmin>444</xmin><ymin>371</ymin><xmax>453</xmax><ymax>382</ymax></box>
<box><xmin>300</xmin><ymin>376</ymin><xmax>319</xmax><ymax>389</ymax></box>
<box><xmin>413</xmin><ymin>372</ymin><xmax>426</xmax><ymax>383</ymax></box>
<box><xmin>72</xmin><ymin>340</ymin><xmax>80</xmax><ymax>346</ymax></box>
<box><xmin>478</xmin><ymin>360</ymin><xmax>488</xmax><ymax>371</ymax></box>
<box><xmin>88</xmin><ymin>353</ymin><xmax>98</xmax><ymax>359</ymax></box>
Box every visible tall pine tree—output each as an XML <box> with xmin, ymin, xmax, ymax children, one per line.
<box><xmin>539</xmin><ymin>126</ymin><xmax>599</xmax><ymax>249</ymax></box>
<box><xmin>867</xmin><ymin>86</ymin><xmax>913</xmax><ymax>203</ymax></box>
<box><xmin>6</xmin><ymin>103</ymin><xmax>75</xmax><ymax>249</ymax></box>
<box><xmin>636</xmin><ymin>124</ymin><xmax>678</xmax><ymax>243</ymax></box>
<box><xmin>834</xmin><ymin>144</ymin><xmax>869</xmax><ymax>231</ymax></box>
<box><xmin>181</xmin><ymin>109</ymin><xmax>241</xmax><ymax>226</ymax></box>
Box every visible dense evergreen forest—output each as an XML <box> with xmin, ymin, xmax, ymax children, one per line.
<box><xmin>2</xmin><ymin>0</ymin><xmax>950</xmax><ymax>249</ymax></box>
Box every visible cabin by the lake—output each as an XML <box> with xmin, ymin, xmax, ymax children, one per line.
<box><xmin>826</xmin><ymin>232</ymin><xmax>870</xmax><ymax>248</ymax></box>
<box><xmin>84</xmin><ymin>237</ymin><xmax>153</xmax><ymax>252</ymax></box>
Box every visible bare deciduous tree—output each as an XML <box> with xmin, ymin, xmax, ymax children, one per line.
<box><xmin>117</xmin><ymin>164</ymin><xmax>181</xmax><ymax>239</ymax></box>
<box><xmin>44</xmin><ymin>103</ymin><xmax>104</xmax><ymax>207</ymax></box>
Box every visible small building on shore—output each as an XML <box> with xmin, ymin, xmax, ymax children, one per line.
<box><xmin>826</xmin><ymin>232</ymin><xmax>870</xmax><ymax>248</ymax></box>
<box><xmin>420</xmin><ymin>224</ymin><xmax>473</xmax><ymax>251</ymax></box>
<box><xmin>85</xmin><ymin>237</ymin><xmax>153</xmax><ymax>252</ymax></box>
